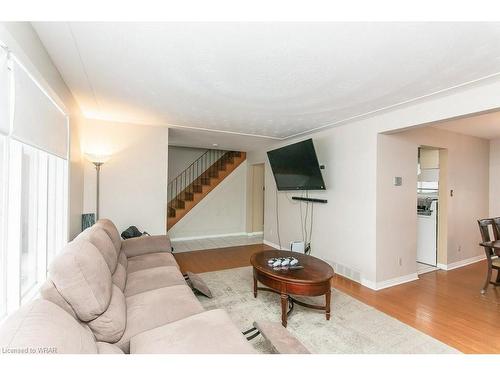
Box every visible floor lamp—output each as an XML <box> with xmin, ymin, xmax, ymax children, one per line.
<box><xmin>85</xmin><ymin>153</ymin><xmax>111</xmax><ymax>220</ymax></box>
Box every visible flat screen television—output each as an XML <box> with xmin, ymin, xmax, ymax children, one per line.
<box><xmin>267</xmin><ymin>139</ymin><xmax>326</xmax><ymax>191</ymax></box>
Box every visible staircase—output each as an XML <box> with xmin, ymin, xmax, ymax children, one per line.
<box><xmin>167</xmin><ymin>149</ymin><xmax>246</xmax><ymax>230</ymax></box>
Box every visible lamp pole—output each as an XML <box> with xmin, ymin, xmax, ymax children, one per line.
<box><xmin>93</xmin><ymin>162</ymin><xmax>103</xmax><ymax>220</ymax></box>
<box><xmin>85</xmin><ymin>153</ymin><xmax>110</xmax><ymax>222</ymax></box>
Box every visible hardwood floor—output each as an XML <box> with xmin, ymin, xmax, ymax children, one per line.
<box><xmin>174</xmin><ymin>243</ymin><xmax>269</xmax><ymax>273</ymax></box>
<box><xmin>174</xmin><ymin>244</ymin><xmax>500</xmax><ymax>354</ymax></box>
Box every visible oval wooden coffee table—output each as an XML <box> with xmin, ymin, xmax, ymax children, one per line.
<box><xmin>250</xmin><ymin>250</ymin><xmax>334</xmax><ymax>327</ymax></box>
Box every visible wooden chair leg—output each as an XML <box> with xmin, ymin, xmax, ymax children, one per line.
<box><xmin>481</xmin><ymin>263</ymin><xmax>492</xmax><ymax>294</ymax></box>
<box><xmin>496</xmin><ymin>269</ymin><xmax>500</xmax><ymax>283</ymax></box>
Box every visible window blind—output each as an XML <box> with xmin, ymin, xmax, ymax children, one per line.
<box><xmin>11</xmin><ymin>60</ymin><xmax>68</xmax><ymax>159</ymax></box>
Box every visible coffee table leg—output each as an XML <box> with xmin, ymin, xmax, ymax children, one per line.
<box><xmin>325</xmin><ymin>289</ymin><xmax>331</xmax><ymax>320</ymax></box>
<box><xmin>281</xmin><ymin>293</ymin><xmax>288</xmax><ymax>327</ymax></box>
<box><xmin>253</xmin><ymin>275</ymin><xmax>257</xmax><ymax>298</ymax></box>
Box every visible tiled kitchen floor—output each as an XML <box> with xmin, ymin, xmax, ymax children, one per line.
<box><xmin>171</xmin><ymin>233</ymin><xmax>264</xmax><ymax>253</ymax></box>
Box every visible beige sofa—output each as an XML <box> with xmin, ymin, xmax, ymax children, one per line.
<box><xmin>0</xmin><ymin>219</ymin><xmax>255</xmax><ymax>354</ymax></box>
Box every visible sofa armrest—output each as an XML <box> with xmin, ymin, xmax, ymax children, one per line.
<box><xmin>121</xmin><ymin>235</ymin><xmax>172</xmax><ymax>258</ymax></box>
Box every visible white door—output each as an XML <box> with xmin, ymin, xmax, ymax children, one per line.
<box><xmin>251</xmin><ymin>164</ymin><xmax>265</xmax><ymax>232</ymax></box>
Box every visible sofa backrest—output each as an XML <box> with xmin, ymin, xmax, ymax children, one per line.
<box><xmin>113</xmin><ymin>252</ymin><xmax>127</xmax><ymax>292</ymax></box>
<box><xmin>0</xmin><ymin>299</ymin><xmax>98</xmax><ymax>354</ymax></box>
<box><xmin>95</xmin><ymin>218</ymin><xmax>122</xmax><ymax>253</ymax></box>
<box><xmin>90</xmin><ymin>220</ymin><xmax>128</xmax><ymax>292</ymax></box>
<box><xmin>44</xmin><ymin>237</ymin><xmax>127</xmax><ymax>343</ymax></box>
<box><xmin>39</xmin><ymin>279</ymin><xmax>79</xmax><ymax>319</ymax></box>
<box><xmin>75</xmin><ymin>225</ymin><xmax>127</xmax><ymax>293</ymax></box>
<box><xmin>76</xmin><ymin>227</ymin><xmax>119</xmax><ymax>273</ymax></box>
<box><xmin>2</xmin><ymin>218</ymin><xmax>129</xmax><ymax>351</ymax></box>
<box><xmin>49</xmin><ymin>239</ymin><xmax>113</xmax><ymax>321</ymax></box>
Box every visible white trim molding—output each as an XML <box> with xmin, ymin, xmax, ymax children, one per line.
<box><xmin>170</xmin><ymin>232</ymin><xmax>247</xmax><ymax>241</ymax></box>
<box><xmin>171</xmin><ymin>231</ymin><xmax>263</xmax><ymax>242</ymax></box>
<box><xmin>263</xmin><ymin>239</ymin><xmax>288</xmax><ymax>250</ymax></box>
<box><xmin>264</xmin><ymin>240</ymin><xmax>417</xmax><ymax>291</ymax></box>
<box><xmin>437</xmin><ymin>254</ymin><xmax>486</xmax><ymax>271</ymax></box>
<box><xmin>360</xmin><ymin>278</ymin><xmax>377</xmax><ymax>290</ymax></box>
<box><xmin>247</xmin><ymin>231</ymin><xmax>264</xmax><ymax>237</ymax></box>
<box><xmin>374</xmin><ymin>273</ymin><xmax>419</xmax><ymax>291</ymax></box>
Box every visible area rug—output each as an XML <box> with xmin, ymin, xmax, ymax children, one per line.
<box><xmin>196</xmin><ymin>266</ymin><xmax>460</xmax><ymax>354</ymax></box>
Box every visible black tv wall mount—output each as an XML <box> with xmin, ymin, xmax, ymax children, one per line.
<box><xmin>291</xmin><ymin>196</ymin><xmax>328</xmax><ymax>204</ymax></box>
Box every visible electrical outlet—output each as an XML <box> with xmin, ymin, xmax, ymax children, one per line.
<box><xmin>398</xmin><ymin>257</ymin><xmax>403</xmax><ymax>266</ymax></box>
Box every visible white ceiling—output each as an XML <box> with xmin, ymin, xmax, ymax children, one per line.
<box><xmin>33</xmin><ymin>22</ymin><xmax>500</xmax><ymax>140</ymax></box>
<box><xmin>432</xmin><ymin>110</ymin><xmax>500</xmax><ymax>140</ymax></box>
<box><xmin>168</xmin><ymin>126</ymin><xmax>276</xmax><ymax>151</ymax></box>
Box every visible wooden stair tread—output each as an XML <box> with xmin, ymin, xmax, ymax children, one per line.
<box><xmin>167</xmin><ymin>151</ymin><xmax>246</xmax><ymax>230</ymax></box>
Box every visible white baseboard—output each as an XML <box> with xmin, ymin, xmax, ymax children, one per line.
<box><xmin>331</xmin><ymin>271</ymin><xmax>417</xmax><ymax>291</ymax></box>
<box><xmin>263</xmin><ymin>239</ymin><xmax>288</xmax><ymax>250</ymax></box>
<box><xmin>264</xmin><ymin>241</ymin><xmax>417</xmax><ymax>291</ymax></box>
<box><xmin>374</xmin><ymin>273</ymin><xmax>419</xmax><ymax>291</ymax></box>
<box><xmin>246</xmin><ymin>231</ymin><xmax>264</xmax><ymax>236</ymax></box>
<box><xmin>171</xmin><ymin>232</ymin><xmax>248</xmax><ymax>241</ymax></box>
<box><xmin>360</xmin><ymin>278</ymin><xmax>377</xmax><ymax>290</ymax></box>
<box><xmin>325</xmin><ymin>265</ymin><xmax>415</xmax><ymax>291</ymax></box>
<box><xmin>437</xmin><ymin>254</ymin><xmax>485</xmax><ymax>271</ymax></box>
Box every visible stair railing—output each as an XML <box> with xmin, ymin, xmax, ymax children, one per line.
<box><xmin>167</xmin><ymin>149</ymin><xmax>229</xmax><ymax>207</ymax></box>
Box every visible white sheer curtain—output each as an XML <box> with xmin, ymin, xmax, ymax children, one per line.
<box><xmin>0</xmin><ymin>47</ymin><xmax>8</xmax><ymax>319</ymax></box>
<box><xmin>1</xmin><ymin>48</ymin><xmax>69</xmax><ymax>316</ymax></box>
<box><xmin>0</xmin><ymin>134</ymin><xmax>6</xmax><ymax>319</ymax></box>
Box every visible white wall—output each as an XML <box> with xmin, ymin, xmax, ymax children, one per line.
<box><xmin>489</xmin><ymin>138</ymin><xmax>500</xmax><ymax>217</ymax></box>
<box><xmin>377</xmin><ymin>127</ymin><xmax>489</xmax><ymax>274</ymax></box>
<box><xmin>168</xmin><ymin>161</ymin><xmax>248</xmax><ymax>239</ymax></box>
<box><xmin>0</xmin><ymin>22</ymin><xmax>85</xmax><ymax>239</ymax></box>
<box><xmin>249</xmin><ymin>74</ymin><xmax>500</xmax><ymax>289</ymax></box>
<box><xmin>376</xmin><ymin>134</ymin><xmax>418</xmax><ymax>284</ymax></box>
<box><xmin>248</xmin><ymin>122</ymin><xmax>378</xmax><ymax>285</ymax></box>
<box><xmin>168</xmin><ymin>146</ymin><xmax>207</xmax><ymax>182</ymax></box>
<box><xmin>81</xmin><ymin>119</ymin><xmax>168</xmax><ymax>235</ymax></box>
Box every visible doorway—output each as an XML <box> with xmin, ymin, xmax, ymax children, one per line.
<box><xmin>416</xmin><ymin>146</ymin><xmax>447</xmax><ymax>274</ymax></box>
<box><xmin>417</xmin><ymin>147</ymin><xmax>439</xmax><ymax>273</ymax></box>
<box><xmin>250</xmin><ymin>163</ymin><xmax>265</xmax><ymax>233</ymax></box>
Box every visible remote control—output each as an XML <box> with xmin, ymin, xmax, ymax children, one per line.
<box><xmin>267</xmin><ymin>258</ymin><xmax>276</xmax><ymax>265</ymax></box>
<box><xmin>288</xmin><ymin>265</ymin><xmax>304</xmax><ymax>270</ymax></box>
<box><xmin>281</xmin><ymin>258</ymin><xmax>290</xmax><ymax>267</ymax></box>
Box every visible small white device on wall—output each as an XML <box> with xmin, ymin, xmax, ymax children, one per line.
<box><xmin>290</xmin><ymin>241</ymin><xmax>305</xmax><ymax>253</ymax></box>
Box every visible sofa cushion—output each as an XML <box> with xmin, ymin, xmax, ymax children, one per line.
<box><xmin>112</xmin><ymin>263</ymin><xmax>127</xmax><ymax>292</ymax></box>
<box><xmin>127</xmin><ymin>252</ymin><xmax>179</xmax><ymax>274</ymax></box>
<box><xmin>121</xmin><ymin>235</ymin><xmax>172</xmax><ymax>258</ymax></box>
<box><xmin>49</xmin><ymin>239</ymin><xmax>112</xmax><ymax>322</ymax></box>
<box><xmin>39</xmin><ymin>279</ymin><xmax>78</xmax><ymax>319</ymax></box>
<box><xmin>118</xmin><ymin>251</ymin><xmax>128</xmax><ymax>269</ymax></box>
<box><xmin>87</xmin><ymin>285</ymin><xmax>127</xmax><ymax>343</ymax></box>
<box><xmin>96</xmin><ymin>342</ymin><xmax>125</xmax><ymax>354</ymax></box>
<box><xmin>124</xmin><ymin>266</ymin><xmax>186</xmax><ymax>297</ymax></box>
<box><xmin>130</xmin><ymin>309</ymin><xmax>256</xmax><ymax>354</ymax></box>
<box><xmin>77</xmin><ymin>227</ymin><xmax>118</xmax><ymax>273</ymax></box>
<box><xmin>0</xmin><ymin>299</ymin><xmax>98</xmax><ymax>354</ymax></box>
<box><xmin>186</xmin><ymin>271</ymin><xmax>213</xmax><ymax>298</ymax></box>
<box><xmin>95</xmin><ymin>218</ymin><xmax>122</xmax><ymax>253</ymax></box>
<box><xmin>115</xmin><ymin>285</ymin><xmax>204</xmax><ymax>353</ymax></box>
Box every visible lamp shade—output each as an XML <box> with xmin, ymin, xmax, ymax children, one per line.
<box><xmin>85</xmin><ymin>153</ymin><xmax>111</xmax><ymax>164</ymax></box>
